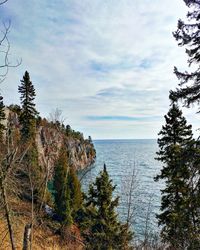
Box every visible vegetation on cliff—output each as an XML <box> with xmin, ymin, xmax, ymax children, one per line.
<box><xmin>0</xmin><ymin>69</ymin><xmax>133</xmax><ymax>250</ymax></box>
<box><xmin>0</xmin><ymin>70</ymin><xmax>98</xmax><ymax>249</ymax></box>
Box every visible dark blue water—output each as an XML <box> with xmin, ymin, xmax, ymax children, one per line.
<box><xmin>80</xmin><ymin>139</ymin><xmax>164</xmax><ymax>240</ymax></box>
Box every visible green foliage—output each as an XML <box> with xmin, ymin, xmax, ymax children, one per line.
<box><xmin>0</xmin><ymin>95</ymin><xmax>5</xmax><ymax>141</ymax></box>
<box><xmin>155</xmin><ymin>103</ymin><xmax>200</xmax><ymax>249</ymax></box>
<box><xmin>8</xmin><ymin>104</ymin><xmax>22</xmax><ymax>115</ymax></box>
<box><xmin>53</xmin><ymin>146</ymin><xmax>73</xmax><ymax>226</ymax></box>
<box><xmin>18</xmin><ymin>71</ymin><xmax>38</xmax><ymax>140</ymax></box>
<box><xmin>169</xmin><ymin>1</ymin><xmax>200</xmax><ymax>110</ymax></box>
<box><xmin>155</xmin><ymin>103</ymin><xmax>193</xmax><ymax>168</ymax></box>
<box><xmin>53</xmin><ymin>145</ymin><xmax>83</xmax><ymax>227</ymax></box>
<box><xmin>88</xmin><ymin>136</ymin><xmax>92</xmax><ymax>143</ymax></box>
<box><xmin>25</xmin><ymin>143</ymin><xmax>42</xmax><ymax>190</ymax></box>
<box><xmin>17</xmin><ymin>141</ymin><xmax>45</xmax><ymax>205</ymax></box>
<box><xmin>68</xmin><ymin>167</ymin><xmax>83</xmax><ymax>218</ymax></box>
<box><xmin>65</xmin><ymin>124</ymin><xmax>71</xmax><ymax>136</ymax></box>
<box><xmin>86</xmin><ymin>136</ymin><xmax>96</xmax><ymax>159</ymax></box>
<box><xmin>83</xmin><ymin>164</ymin><xmax>133</xmax><ymax>250</ymax></box>
<box><xmin>65</xmin><ymin>124</ymin><xmax>84</xmax><ymax>141</ymax></box>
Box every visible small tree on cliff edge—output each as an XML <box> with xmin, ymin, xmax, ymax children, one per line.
<box><xmin>18</xmin><ymin>71</ymin><xmax>38</xmax><ymax>140</ymax></box>
<box><xmin>155</xmin><ymin>103</ymin><xmax>200</xmax><ymax>249</ymax></box>
<box><xmin>84</xmin><ymin>164</ymin><xmax>133</xmax><ymax>249</ymax></box>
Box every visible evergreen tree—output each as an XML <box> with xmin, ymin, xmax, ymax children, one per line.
<box><xmin>0</xmin><ymin>95</ymin><xmax>5</xmax><ymax>140</ymax></box>
<box><xmin>8</xmin><ymin>104</ymin><xmax>21</xmax><ymax>115</ymax></box>
<box><xmin>22</xmin><ymin>142</ymin><xmax>42</xmax><ymax>200</ymax></box>
<box><xmin>88</xmin><ymin>136</ymin><xmax>92</xmax><ymax>143</ymax></box>
<box><xmin>68</xmin><ymin>167</ymin><xmax>82</xmax><ymax>218</ymax></box>
<box><xmin>155</xmin><ymin>103</ymin><xmax>200</xmax><ymax>249</ymax></box>
<box><xmin>18</xmin><ymin>71</ymin><xmax>38</xmax><ymax>140</ymax></box>
<box><xmin>65</xmin><ymin>125</ymin><xmax>71</xmax><ymax>136</ymax></box>
<box><xmin>53</xmin><ymin>146</ymin><xmax>72</xmax><ymax>226</ymax></box>
<box><xmin>169</xmin><ymin>1</ymin><xmax>200</xmax><ymax>110</ymax></box>
<box><xmin>84</xmin><ymin>164</ymin><xmax>132</xmax><ymax>249</ymax></box>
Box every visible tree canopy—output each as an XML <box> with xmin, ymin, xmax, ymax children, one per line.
<box><xmin>155</xmin><ymin>103</ymin><xmax>200</xmax><ymax>249</ymax></box>
<box><xmin>170</xmin><ymin>1</ymin><xmax>200</xmax><ymax>110</ymax></box>
<box><xmin>18</xmin><ymin>71</ymin><xmax>38</xmax><ymax>140</ymax></box>
<box><xmin>83</xmin><ymin>164</ymin><xmax>132</xmax><ymax>249</ymax></box>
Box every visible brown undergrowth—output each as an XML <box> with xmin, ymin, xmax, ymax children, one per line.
<box><xmin>0</xmin><ymin>198</ymin><xmax>83</xmax><ymax>250</ymax></box>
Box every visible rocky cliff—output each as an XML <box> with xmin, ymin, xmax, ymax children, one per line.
<box><xmin>36</xmin><ymin>125</ymin><xmax>96</xmax><ymax>177</ymax></box>
<box><xmin>4</xmin><ymin>107</ymin><xmax>96</xmax><ymax>177</ymax></box>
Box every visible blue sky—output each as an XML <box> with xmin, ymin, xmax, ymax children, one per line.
<box><xmin>0</xmin><ymin>0</ymin><xmax>199</xmax><ymax>139</ymax></box>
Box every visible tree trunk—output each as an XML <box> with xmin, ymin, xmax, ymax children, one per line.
<box><xmin>39</xmin><ymin>162</ymin><xmax>49</xmax><ymax>213</ymax></box>
<box><xmin>22</xmin><ymin>224</ymin><xmax>32</xmax><ymax>250</ymax></box>
<box><xmin>0</xmin><ymin>178</ymin><xmax>16</xmax><ymax>250</ymax></box>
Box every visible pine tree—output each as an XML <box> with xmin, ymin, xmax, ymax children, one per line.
<box><xmin>84</xmin><ymin>164</ymin><xmax>132</xmax><ymax>249</ymax></box>
<box><xmin>53</xmin><ymin>146</ymin><xmax>72</xmax><ymax>226</ymax></box>
<box><xmin>65</xmin><ymin>125</ymin><xmax>71</xmax><ymax>136</ymax></box>
<box><xmin>88</xmin><ymin>136</ymin><xmax>92</xmax><ymax>143</ymax></box>
<box><xmin>67</xmin><ymin>167</ymin><xmax>82</xmax><ymax>218</ymax></box>
<box><xmin>169</xmin><ymin>1</ymin><xmax>200</xmax><ymax>110</ymax></box>
<box><xmin>18</xmin><ymin>71</ymin><xmax>38</xmax><ymax>140</ymax></box>
<box><xmin>154</xmin><ymin>103</ymin><xmax>200</xmax><ymax>249</ymax></box>
<box><xmin>183</xmin><ymin>140</ymin><xmax>200</xmax><ymax>249</ymax></box>
<box><xmin>0</xmin><ymin>95</ymin><xmax>5</xmax><ymax>141</ymax></box>
<box><xmin>22</xmin><ymin>142</ymin><xmax>42</xmax><ymax>200</ymax></box>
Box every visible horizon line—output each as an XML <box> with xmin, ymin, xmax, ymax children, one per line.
<box><xmin>92</xmin><ymin>138</ymin><xmax>157</xmax><ymax>141</ymax></box>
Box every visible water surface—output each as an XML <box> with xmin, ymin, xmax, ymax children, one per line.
<box><xmin>80</xmin><ymin>139</ymin><xmax>164</xmax><ymax>239</ymax></box>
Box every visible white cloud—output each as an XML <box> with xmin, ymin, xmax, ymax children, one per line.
<box><xmin>0</xmin><ymin>0</ymin><xmax>198</xmax><ymax>139</ymax></box>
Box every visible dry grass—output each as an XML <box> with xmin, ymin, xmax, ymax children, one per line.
<box><xmin>0</xmin><ymin>199</ymin><xmax>83</xmax><ymax>250</ymax></box>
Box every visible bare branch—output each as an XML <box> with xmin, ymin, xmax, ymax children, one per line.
<box><xmin>0</xmin><ymin>20</ymin><xmax>22</xmax><ymax>83</ymax></box>
<box><xmin>0</xmin><ymin>0</ymin><xmax>8</xmax><ymax>6</ymax></box>
<box><xmin>48</xmin><ymin>108</ymin><xmax>66</xmax><ymax>131</ymax></box>
<box><xmin>0</xmin><ymin>229</ymin><xmax>9</xmax><ymax>249</ymax></box>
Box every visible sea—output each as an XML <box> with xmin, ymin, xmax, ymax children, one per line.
<box><xmin>79</xmin><ymin>139</ymin><xmax>164</xmax><ymax>240</ymax></box>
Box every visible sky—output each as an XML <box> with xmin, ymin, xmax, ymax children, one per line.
<box><xmin>0</xmin><ymin>0</ymin><xmax>199</xmax><ymax>139</ymax></box>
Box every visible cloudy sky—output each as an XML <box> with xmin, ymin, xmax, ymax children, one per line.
<box><xmin>0</xmin><ymin>0</ymin><xmax>199</xmax><ymax>139</ymax></box>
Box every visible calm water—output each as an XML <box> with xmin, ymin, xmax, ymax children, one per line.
<box><xmin>80</xmin><ymin>139</ymin><xmax>164</xmax><ymax>240</ymax></box>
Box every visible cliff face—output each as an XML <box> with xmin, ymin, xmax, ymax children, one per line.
<box><xmin>0</xmin><ymin>109</ymin><xmax>95</xmax><ymax>250</ymax></box>
<box><xmin>5</xmin><ymin>107</ymin><xmax>96</xmax><ymax>177</ymax></box>
<box><xmin>36</xmin><ymin>126</ymin><xmax>96</xmax><ymax>177</ymax></box>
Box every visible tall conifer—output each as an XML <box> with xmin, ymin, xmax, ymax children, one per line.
<box><xmin>169</xmin><ymin>1</ymin><xmax>200</xmax><ymax>110</ymax></box>
<box><xmin>84</xmin><ymin>164</ymin><xmax>132</xmax><ymax>249</ymax></box>
<box><xmin>68</xmin><ymin>167</ymin><xmax>82</xmax><ymax>218</ymax></box>
<box><xmin>53</xmin><ymin>146</ymin><xmax>72</xmax><ymax>226</ymax></box>
<box><xmin>155</xmin><ymin>103</ymin><xmax>200</xmax><ymax>248</ymax></box>
<box><xmin>18</xmin><ymin>71</ymin><xmax>38</xmax><ymax>140</ymax></box>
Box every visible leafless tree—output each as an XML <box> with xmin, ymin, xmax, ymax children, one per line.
<box><xmin>0</xmin><ymin>21</ymin><xmax>21</xmax><ymax>83</ymax></box>
<box><xmin>0</xmin><ymin>1</ymin><xmax>21</xmax><ymax>83</ymax></box>
<box><xmin>79</xmin><ymin>164</ymin><xmax>95</xmax><ymax>183</ymax></box>
<box><xmin>132</xmin><ymin>194</ymin><xmax>165</xmax><ymax>250</ymax></box>
<box><xmin>48</xmin><ymin>108</ymin><xmax>66</xmax><ymax>130</ymax></box>
<box><xmin>22</xmin><ymin>163</ymin><xmax>35</xmax><ymax>250</ymax></box>
<box><xmin>0</xmin><ymin>120</ymin><xmax>30</xmax><ymax>250</ymax></box>
<box><xmin>139</xmin><ymin>195</ymin><xmax>161</xmax><ymax>250</ymax></box>
<box><xmin>22</xmin><ymin>223</ymin><xmax>32</xmax><ymax>250</ymax></box>
<box><xmin>121</xmin><ymin>162</ymin><xmax>139</xmax><ymax>228</ymax></box>
<box><xmin>121</xmin><ymin>161</ymin><xmax>166</xmax><ymax>250</ymax></box>
<box><xmin>38</xmin><ymin>132</ymin><xmax>60</xmax><ymax>213</ymax></box>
